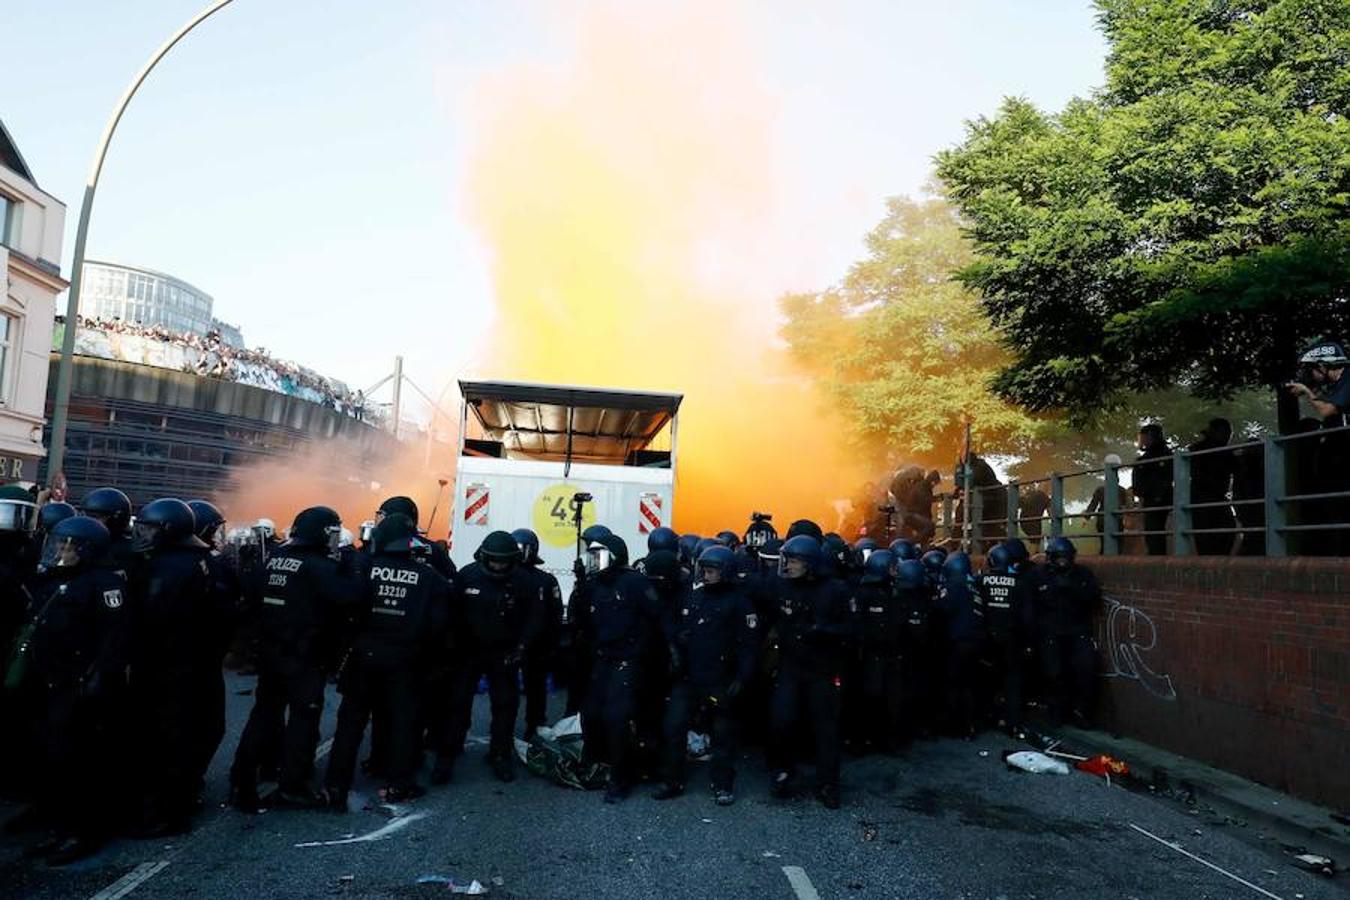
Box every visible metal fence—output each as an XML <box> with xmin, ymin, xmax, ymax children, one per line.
<box><xmin>936</xmin><ymin>424</ymin><xmax>1350</xmax><ymax>557</ymax></box>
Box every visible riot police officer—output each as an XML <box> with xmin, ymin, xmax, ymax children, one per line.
<box><xmin>23</xmin><ymin>516</ymin><xmax>130</xmax><ymax>865</ymax></box>
<box><xmin>654</xmin><ymin>545</ymin><xmax>758</xmax><ymax>805</ymax></box>
<box><xmin>32</xmin><ymin>502</ymin><xmax>76</xmax><ymax>564</ymax></box>
<box><xmin>936</xmin><ymin>551</ymin><xmax>984</xmax><ymax>739</ymax></box>
<box><xmin>126</xmin><ymin>498</ymin><xmax>215</xmax><ymax>836</ymax></box>
<box><xmin>513</xmin><ymin>528</ymin><xmax>563</xmax><ymax>741</ymax></box>
<box><xmin>894</xmin><ymin>558</ymin><xmax>935</xmax><ymax>741</ymax></box>
<box><xmin>974</xmin><ymin>543</ymin><xmax>1034</xmax><ymax>737</ymax></box>
<box><xmin>854</xmin><ymin>549</ymin><xmax>905</xmax><ymax>753</ymax></box>
<box><xmin>1034</xmin><ymin>538</ymin><xmax>1102</xmax><ymax>726</ymax></box>
<box><xmin>79</xmin><ymin>487</ymin><xmax>136</xmax><ymax>576</ymax></box>
<box><xmin>446</xmin><ymin>531</ymin><xmax>541</xmax><ymax>782</ymax></box>
<box><xmin>324</xmin><ymin>514</ymin><xmax>449</xmax><ymax>808</ymax></box>
<box><xmin>230</xmin><ymin>506</ymin><xmax>360</xmax><ymax>811</ymax></box>
<box><xmin>634</xmin><ymin>526</ymin><xmax>680</xmax><ymax>574</ymax></box>
<box><xmin>765</xmin><ymin>535</ymin><xmax>852</xmax><ymax>809</ymax></box>
<box><xmin>0</xmin><ymin>486</ymin><xmax>38</xmax><ymax>797</ymax></box>
<box><xmin>572</xmin><ymin>533</ymin><xmax>668</xmax><ymax>803</ymax></box>
<box><xmin>186</xmin><ymin>499</ymin><xmax>242</xmax><ymax>798</ymax></box>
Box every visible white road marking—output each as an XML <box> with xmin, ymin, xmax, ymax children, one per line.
<box><xmin>87</xmin><ymin>860</ymin><xmax>170</xmax><ymax>900</ymax></box>
<box><xmin>782</xmin><ymin>865</ymin><xmax>823</xmax><ymax>900</ymax></box>
<box><xmin>314</xmin><ymin>738</ymin><xmax>333</xmax><ymax>760</ymax></box>
<box><xmin>295</xmin><ymin>811</ymin><xmax>429</xmax><ymax>848</ymax></box>
<box><xmin>1128</xmin><ymin>823</ymin><xmax>1284</xmax><ymax>900</ymax></box>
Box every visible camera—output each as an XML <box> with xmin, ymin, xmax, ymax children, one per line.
<box><xmin>572</xmin><ymin>492</ymin><xmax>593</xmax><ymax>503</ymax></box>
<box><xmin>750</xmin><ymin>511</ymin><xmax>773</xmax><ymax>523</ymax></box>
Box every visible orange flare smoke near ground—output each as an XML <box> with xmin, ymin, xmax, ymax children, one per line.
<box><xmin>463</xmin><ymin>2</ymin><xmax>867</xmax><ymax>534</ymax></box>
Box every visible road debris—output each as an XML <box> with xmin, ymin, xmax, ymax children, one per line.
<box><xmin>1003</xmin><ymin>751</ymin><xmax>1070</xmax><ymax>775</ymax></box>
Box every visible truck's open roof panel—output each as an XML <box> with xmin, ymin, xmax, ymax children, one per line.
<box><xmin>458</xmin><ymin>379</ymin><xmax>683</xmax><ymax>463</ymax></box>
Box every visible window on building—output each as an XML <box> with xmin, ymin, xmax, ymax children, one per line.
<box><xmin>0</xmin><ymin>194</ymin><xmax>16</xmax><ymax>248</ymax></box>
<box><xmin>0</xmin><ymin>314</ymin><xmax>12</xmax><ymax>401</ymax></box>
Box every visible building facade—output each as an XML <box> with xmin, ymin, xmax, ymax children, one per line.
<box><xmin>80</xmin><ymin>259</ymin><xmax>218</xmax><ymax>337</ymax></box>
<box><xmin>0</xmin><ymin>120</ymin><xmax>66</xmax><ymax>486</ymax></box>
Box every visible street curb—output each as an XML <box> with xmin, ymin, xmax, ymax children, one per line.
<box><xmin>1050</xmin><ymin>724</ymin><xmax>1350</xmax><ymax>863</ymax></box>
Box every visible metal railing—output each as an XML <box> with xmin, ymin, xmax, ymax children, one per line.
<box><xmin>938</xmin><ymin>424</ymin><xmax>1350</xmax><ymax>557</ymax></box>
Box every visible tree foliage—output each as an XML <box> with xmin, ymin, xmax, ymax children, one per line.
<box><xmin>780</xmin><ymin>194</ymin><xmax>1058</xmax><ymax>461</ymax></box>
<box><xmin>935</xmin><ymin>0</ymin><xmax>1350</xmax><ymax>424</ymax></box>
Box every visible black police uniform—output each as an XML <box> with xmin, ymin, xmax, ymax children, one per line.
<box><xmin>936</xmin><ymin>576</ymin><xmax>985</xmax><ymax>737</ymax></box>
<box><xmin>519</xmin><ymin>561</ymin><xmax>563</xmax><ymax>735</ymax></box>
<box><xmin>662</xmin><ymin>580</ymin><xmax>758</xmax><ymax>793</ymax></box>
<box><xmin>1033</xmin><ymin>563</ymin><xmax>1102</xmax><ymax>724</ymax></box>
<box><xmin>854</xmin><ymin>579</ymin><xmax>907</xmax><ymax>751</ymax></box>
<box><xmin>325</xmin><ymin>551</ymin><xmax>449</xmax><ymax>801</ymax></box>
<box><xmin>128</xmin><ymin>541</ymin><xmax>216</xmax><ymax>830</ymax></box>
<box><xmin>446</xmin><ymin>562</ymin><xmax>543</xmax><ymax>764</ymax></box>
<box><xmin>765</xmin><ymin>575</ymin><xmax>852</xmax><ymax>791</ymax></box>
<box><xmin>974</xmin><ymin>569</ymin><xmax>1035</xmax><ymax>731</ymax></box>
<box><xmin>896</xmin><ymin>580</ymin><xmax>936</xmax><ymax>739</ymax></box>
<box><xmin>195</xmin><ymin>548</ymin><xmax>243</xmax><ymax>787</ymax></box>
<box><xmin>230</xmin><ymin>545</ymin><xmax>361</xmax><ymax>799</ymax></box>
<box><xmin>572</xmin><ymin>567</ymin><xmax>668</xmax><ymax>791</ymax></box>
<box><xmin>29</xmin><ymin>565</ymin><xmax>130</xmax><ymax>846</ymax></box>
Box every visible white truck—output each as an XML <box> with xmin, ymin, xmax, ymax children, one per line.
<box><xmin>447</xmin><ymin>380</ymin><xmax>683</xmax><ymax>598</ymax></box>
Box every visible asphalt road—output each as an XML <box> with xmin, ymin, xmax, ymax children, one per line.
<box><xmin>1</xmin><ymin>672</ymin><xmax>1343</xmax><ymax>900</ymax></box>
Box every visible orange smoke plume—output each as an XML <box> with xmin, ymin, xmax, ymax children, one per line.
<box><xmin>463</xmin><ymin>1</ymin><xmax>867</xmax><ymax>534</ymax></box>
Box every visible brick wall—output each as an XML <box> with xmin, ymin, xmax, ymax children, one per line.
<box><xmin>1085</xmin><ymin>556</ymin><xmax>1349</xmax><ymax>808</ymax></box>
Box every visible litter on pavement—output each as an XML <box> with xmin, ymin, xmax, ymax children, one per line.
<box><xmin>1003</xmin><ymin>751</ymin><xmax>1071</xmax><ymax>775</ymax></box>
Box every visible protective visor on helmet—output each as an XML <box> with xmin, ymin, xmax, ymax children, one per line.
<box><xmin>0</xmin><ymin>498</ymin><xmax>37</xmax><ymax>534</ymax></box>
<box><xmin>584</xmin><ymin>541</ymin><xmax>612</xmax><ymax>575</ymax></box>
<box><xmin>131</xmin><ymin>519</ymin><xmax>162</xmax><ymax>553</ymax></box>
<box><xmin>778</xmin><ymin>553</ymin><xmax>810</xmax><ymax>579</ymax></box>
<box><xmin>41</xmin><ymin>532</ymin><xmax>86</xmax><ymax>569</ymax></box>
<box><xmin>325</xmin><ymin>524</ymin><xmax>343</xmax><ymax>559</ymax></box>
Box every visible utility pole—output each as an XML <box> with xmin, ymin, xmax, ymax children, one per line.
<box><xmin>46</xmin><ymin>0</ymin><xmax>238</xmax><ymax>485</ymax></box>
<box><xmin>391</xmin><ymin>355</ymin><xmax>404</xmax><ymax>439</ymax></box>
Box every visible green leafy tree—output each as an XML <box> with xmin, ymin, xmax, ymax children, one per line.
<box><xmin>780</xmin><ymin>193</ymin><xmax>1059</xmax><ymax>463</ymax></box>
<box><xmin>935</xmin><ymin>0</ymin><xmax>1349</xmax><ymax>426</ymax></box>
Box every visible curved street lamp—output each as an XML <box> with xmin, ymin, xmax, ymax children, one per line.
<box><xmin>46</xmin><ymin>0</ymin><xmax>238</xmax><ymax>485</ymax></box>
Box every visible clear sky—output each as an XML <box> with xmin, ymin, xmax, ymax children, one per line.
<box><xmin>1</xmin><ymin>0</ymin><xmax>1107</xmax><ymax>415</ymax></box>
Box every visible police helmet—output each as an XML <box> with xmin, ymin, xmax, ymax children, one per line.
<box><xmin>80</xmin><ymin>487</ymin><xmax>132</xmax><ymax>537</ymax></box>
<box><xmin>373</xmin><ymin>513</ymin><xmax>418</xmax><ymax>554</ymax></box>
<box><xmin>0</xmin><ymin>485</ymin><xmax>37</xmax><ymax>534</ymax></box>
<box><xmin>133</xmin><ymin>498</ymin><xmax>198</xmax><ymax>553</ymax></box>
<box><xmin>289</xmin><ymin>506</ymin><xmax>341</xmax><ymax>550</ymax></box>
<box><xmin>756</xmin><ymin>537</ymin><xmax>783</xmax><ymax>572</ymax></box>
<box><xmin>42</xmin><ymin>515</ymin><xmax>110</xmax><ymax>570</ymax></box>
<box><xmin>646</xmin><ymin>526</ymin><xmax>679</xmax><ymax>555</ymax></box>
<box><xmin>600</xmin><ymin>533</ymin><xmax>629</xmax><ymax>568</ymax></box>
<box><xmin>38</xmin><ymin>501</ymin><xmax>77</xmax><ymax>535</ymax></box>
<box><xmin>1003</xmin><ymin>538</ymin><xmax>1029</xmax><ymax>565</ymax></box>
<box><xmin>696</xmin><ymin>544</ymin><xmax>736</xmax><ymax>585</ymax></box>
<box><xmin>584</xmin><ymin>533</ymin><xmax>629</xmax><ymax>575</ymax></box>
<box><xmin>854</xmin><ymin>537</ymin><xmax>878</xmax><ymax>566</ymax></box>
<box><xmin>677</xmin><ymin>533</ymin><xmax>701</xmax><ymax>566</ymax></box>
<box><xmin>694</xmin><ymin>537</ymin><xmax>720</xmax><ymax>563</ymax></box>
<box><xmin>476</xmin><ymin>530</ymin><xmax>522</xmax><ymax>576</ymax></box>
<box><xmin>1045</xmin><ymin>536</ymin><xmax>1077</xmax><ymax>566</ymax></box>
<box><xmin>822</xmin><ymin>534</ymin><xmax>850</xmax><ymax>570</ymax></box>
<box><xmin>255</xmin><ymin>518</ymin><xmax>277</xmax><ymax>540</ymax></box>
<box><xmin>785</xmin><ymin>519</ymin><xmax>824</xmax><ymax>544</ymax></box>
<box><xmin>714</xmin><ymin>530</ymin><xmax>740</xmax><ymax>549</ymax></box>
<box><xmin>187</xmin><ymin>499</ymin><xmax>225</xmax><ymax>544</ymax></box>
<box><xmin>943</xmin><ymin>550</ymin><xmax>973</xmax><ymax>582</ymax></box>
<box><xmin>643</xmin><ymin>549</ymin><xmax>681</xmax><ymax>586</ymax></box>
<box><xmin>986</xmin><ymin>544</ymin><xmax>1011</xmax><ymax>574</ymax></box>
<box><xmin>860</xmin><ymin>548</ymin><xmax>895</xmax><ymax>585</ymax></box>
<box><xmin>889</xmin><ymin>538</ymin><xmax>919</xmax><ymax>561</ymax></box>
<box><xmin>378</xmin><ymin>495</ymin><xmax>419</xmax><ymax>526</ymax></box>
<box><xmin>779</xmin><ymin>534</ymin><xmax>822</xmax><ymax>579</ymax></box>
<box><xmin>511</xmin><ymin>527</ymin><xmax>541</xmax><ymax>565</ymax></box>
<box><xmin>920</xmin><ymin>549</ymin><xmax>946</xmax><ymax>577</ymax></box>
<box><xmin>895</xmin><ymin>559</ymin><xmax>926</xmax><ymax>591</ymax></box>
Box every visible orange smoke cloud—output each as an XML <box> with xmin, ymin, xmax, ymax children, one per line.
<box><xmin>463</xmin><ymin>1</ymin><xmax>868</xmax><ymax>534</ymax></box>
<box><xmin>215</xmin><ymin>435</ymin><xmax>458</xmax><ymax>542</ymax></box>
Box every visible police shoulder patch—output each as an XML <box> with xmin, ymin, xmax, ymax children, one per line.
<box><xmin>746</xmin><ymin>613</ymin><xmax>758</xmax><ymax>629</ymax></box>
<box><xmin>102</xmin><ymin>589</ymin><xmax>123</xmax><ymax>609</ymax></box>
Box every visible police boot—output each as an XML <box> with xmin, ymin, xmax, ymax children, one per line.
<box><xmin>652</xmin><ymin>782</ymin><xmax>684</xmax><ymax>801</ymax></box>
<box><xmin>491</xmin><ymin>755</ymin><xmax>516</xmax><ymax>783</ymax></box>
<box><xmin>430</xmin><ymin>757</ymin><xmax>455</xmax><ymax>786</ymax></box>
<box><xmin>603</xmin><ymin>778</ymin><xmax>630</xmax><ymax>804</ymax></box>
<box><xmin>229</xmin><ymin>784</ymin><xmax>261</xmax><ymax>814</ymax></box>
<box><xmin>817</xmin><ymin>783</ymin><xmax>841</xmax><ymax>810</ymax></box>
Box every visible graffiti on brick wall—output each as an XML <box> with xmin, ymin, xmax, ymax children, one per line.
<box><xmin>1102</xmin><ymin>596</ymin><xmax>1177</xmax><ymax>701</ymax></box>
